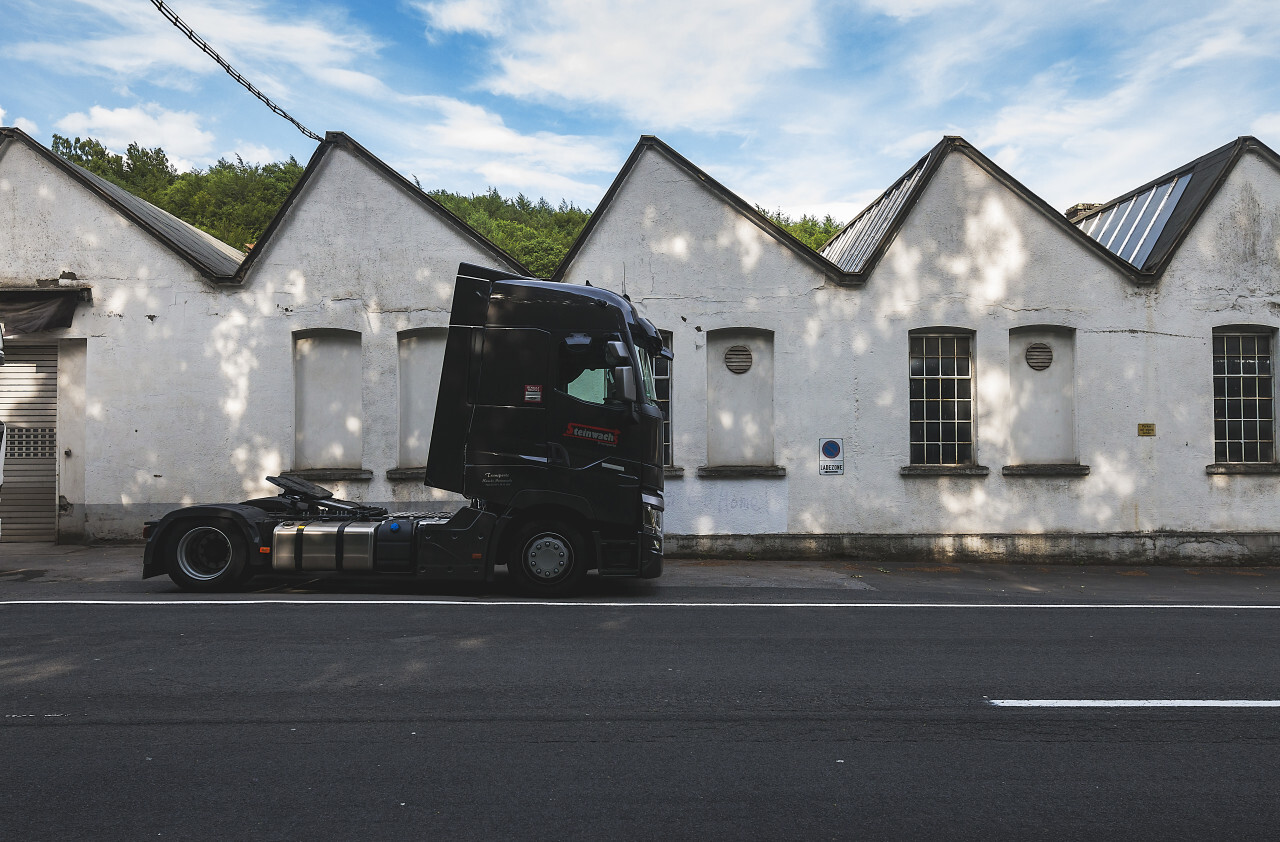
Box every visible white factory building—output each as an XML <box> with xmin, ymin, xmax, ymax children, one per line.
<box><xmin>3</xmin><ymin>126</ymin><xmax>1280</xmax><ymax>563</ymax></box>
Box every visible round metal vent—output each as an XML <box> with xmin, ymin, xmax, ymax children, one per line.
<box><xmin>1025</xmin><ymin>342</ymin><xmax>1053</xmax><ymax>371</ymax></box>
<box><xmin>724</xmin><ymin>345</ymin><xmax>753</xmax><ymax>374</ymax></box>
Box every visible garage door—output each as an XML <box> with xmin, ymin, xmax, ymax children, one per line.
<box><xmin>0</xmin><ymin>344</ymin><xmax>58</xmax><ymax>542</ymax></box>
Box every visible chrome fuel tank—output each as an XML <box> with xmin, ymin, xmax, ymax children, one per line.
<box><xmin>272</xmin><ymin>521</ymin><xmax>377</xmax><ymax>572</ymax></box>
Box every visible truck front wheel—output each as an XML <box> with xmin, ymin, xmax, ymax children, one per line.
<box><xmin>508</xmin><ymin>520</ymin><xmax>589</xmax><ymax>596</ymax></box>
<box><xmin>166</xmin><ymin>521</ymin><xmax>248</xmax><ymax>592</ymax></box>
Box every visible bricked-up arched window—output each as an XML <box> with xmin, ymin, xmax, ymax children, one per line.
<box><xmin>706</xmin><ymin>328</ymin><xmax>774</xmax><ymax>467</ymax></box>
<box><xmin>294</xmin><ymin>329</ymin><xmax>363</xmax><ymax>470</ymax></box>
<box><xmin>397</xmin><ymin>327</ymin><xmax>447</xmax><ymax>469</ymax></box>
<box><xmin>1008</xmin><ymin>326</ymin><xmax>1077</xmax><ymax>465</ymax></box>
<box><xmin>909</xmin><ymin>329</ymin><xmax>975</xmax><ymax>465</ymax></box>
<box><xmin>1213</xmin><ymin>327</ymin><xmax>1276</xmax><ymax>463</ymax></box>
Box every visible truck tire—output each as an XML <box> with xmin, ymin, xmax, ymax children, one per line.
<box><xmin>508</xmin><ymin>519</ymin><xmax>589</xmax><ymax>596</ymax></box>
<box><xmin>166</xmin><ymin>521</ymin><xmax>248</xmax><ymax>592</ymax></box>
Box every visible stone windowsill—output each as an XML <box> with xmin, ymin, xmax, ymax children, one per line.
<box><xmin>696</xmin><ymin>465</ymin><xmax>787</xmax><ymax>479</ymax></box>
<box><xmin>899</xmin><ymin>464</ymin><xmax>990</xmax><ymax>477</ymax></box>
<box><xmin>386</xmin><ymin>467</ymin><xmax>426</xmax><ymax>481</ymax></box>
<box><xmin>1205</xmin><ymin>463</ymin><xmax>1280</xmax><ymax>475</ymax></box>
<box><xmin>282</xmin><ymin>468</ymin><xmax>373</xmax><ymax>482</ymax></box>
<box><xmin>1002</xmin><ymin>463</ymin><xmax>1091</xmax><ymax>477</ymax></box>
<box><xmin>664</xmin><ymin>465</ymin><xmax>685</xmax><ymax>479</ymax></box>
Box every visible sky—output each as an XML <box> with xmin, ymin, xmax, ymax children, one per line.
<box><xmin>3</xmin><ymin>0</ymin><xmax>1280</xmax><ymax>223</ymax></box>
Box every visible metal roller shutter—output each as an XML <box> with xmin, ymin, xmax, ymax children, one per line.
<box><xmin>0</xmin><ymin>344</ymin><xmax>58</xmax><ymax>542</ymax></box>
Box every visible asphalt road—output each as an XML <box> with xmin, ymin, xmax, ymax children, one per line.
<box><xmin>3</xmin><ymin>549</ymin><xmax>1280</xmax><ymax>840</ymax></box>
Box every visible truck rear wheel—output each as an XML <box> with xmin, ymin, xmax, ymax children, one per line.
<box><xmin>508</xmin><ymin>520</ymin><xmax>589</xmax><ymax>596</ymax></box>
<box><xmin>166</xmin><ymin>521</ymin><xmax>248</xmax><ymax>592</ymax></box>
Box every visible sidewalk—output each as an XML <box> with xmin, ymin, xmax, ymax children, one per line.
<box><xmin>5</xmin><ymin>542</ymin><xmax>1280</xmax><ymax>603</ymax></box>
<box><xmin>0</xmin><ymin>543</ymin><xmax>141</xmax><ymax>583</ymax></box>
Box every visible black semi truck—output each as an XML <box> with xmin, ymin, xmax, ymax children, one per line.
<box><xmin>143</xmin><ymin>263</ymin><xmax>669</xmax><ymax>595</ymax></box>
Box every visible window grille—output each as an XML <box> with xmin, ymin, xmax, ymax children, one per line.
<box><xmin>656</xmin><ymin>330</ymin><xmax>673</xmax><ymax>466</ymax></box>
<box><xmin>4</xmin><ymin>426</ymin><xmax>57</xmax><ymax>459</ymax></box>
<box><xmin>1213</xmin><ymin>331</ymin><xmax>1274</xmax><ymax>463</ymax></box>
<box><xmin>909</xmin><ymin>334</ymin><xmax>974</xmax><ymax>465</ymax></box>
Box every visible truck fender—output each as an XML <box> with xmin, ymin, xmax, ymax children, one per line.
<box><xmin>490</xmin><ymin>490</ymin><xmax>596</xmax><ymax>573</ymax></box>
<box><xmin>142</xmin><ymin>504</ymin><xmax>270</xmax><ymax>579</ymax></box>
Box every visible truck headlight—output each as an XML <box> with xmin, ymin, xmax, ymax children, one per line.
<box><xmin>642</xmin><ymin>503</ymin><xmax>662</xmax><ymax>535</ymax></box>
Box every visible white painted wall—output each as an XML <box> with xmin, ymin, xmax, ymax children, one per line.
<box><xmin>7</xmin><ymin>129</ymin><xmax>1280</xmax><ymax>547</ymax></box>
<box><xmin>2</xmin><ymin>139</ymin><xmax>246</xmax><ymax>539</ymax></box>
<box><xmin>563</xmin><ymin>144</ymin><xmax>1280</xmax><ymax>539</ymax></box>
<box><xmin>0</xmin><ymin>138</ymin><xmax>515</xmax><ymax>538</ymax></box>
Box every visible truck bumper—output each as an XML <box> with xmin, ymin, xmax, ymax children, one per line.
<box><xmin>638</xmin><ymin>529</ymin><xmax>663</xmax><ymax>579</ymax></box>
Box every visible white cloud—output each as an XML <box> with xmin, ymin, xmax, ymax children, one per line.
<box><xmin>412</xmin><ymin>0</ymin><xmax>507</xmax><ymax>37</ymax></box>
<box><xmin>956</xmin><ymin>0</ymin><xmax>1280</xmax><ymax>209</ymax></box>
<box><xmin>417</xmin><ymin>0</ymin><xmax>823</xmax><ymax>130</ymax></box>
<box><xmin>1251</xmin><ymin>114</ymin><xmax>1280</xmax><ymax>143</ymax></box>
<box><xmin>1170</xmin><ymin>29</ymin><xmax>1257</xmax><ymax>71</ymax></box>
<box><xmin>422</xmin><ymin>99</ymin><xmax>616</xmax><ymax>174</ymax></box>
<box><xmin>9</xmin><ymin>0</ymin><xmax>381</xmax><ymax>103</ymax></box>
<box><xmin>856</xmin><ymin>0</ymin><xmax>977</xmax><ymax>21</ymax></box>
<box><xmin>374</xmin><ymin>96</ymin><xmax>620</xmax><ymax>204</ymax></box>
<box><xmin>225</xmin><ymin>142</ymin><xmax>288</xmax><ymax>165</ymax></box>
<box><xmin>473</xmin><ymin>161</ymin><xmax>606</xmax><ymax>200</ymax></box>
<box><xmin>55</xmin><ymin>104</ymin><xmax>215</xmax><ymax>170</ymax></box>
<box><xmin>15</xmin><ymin>117</ymin><xmax>38</xmax><ymax>134</ymax></box>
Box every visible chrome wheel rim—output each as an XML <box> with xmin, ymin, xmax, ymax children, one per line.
<box><xmin>176</xmin><ymin>526</ymin><xmax>234</xmax><ymax>581</ymax></box>
<box><xmin>523</xmin><ymin>533</ymin><xmax>572</xmax><ymax>581</ymax></box>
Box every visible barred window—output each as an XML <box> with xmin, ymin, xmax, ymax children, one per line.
<box><xmin>909</xmin><ymin>333</ymin><xmax>974</xmax><ymax>465</ymax></box>
<box><xmin>1213</xmin><ymin>330</ymin><xmax>1274</xmax><ymax>463</ymax></box>
<box><xmin>656</xmin><ymin>330</ymin><xmax>673</xmax><ymax>466</ymax></box>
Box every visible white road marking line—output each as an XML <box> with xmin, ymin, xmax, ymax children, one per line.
<box><xmin>1</xmin><ymin>600</ymin><xmax>1280</xmax><ymax>608</ymax></box>
<box><xmin>989</xmin><ymin>700</ymin><xmax>1280</xmax><ymax>707</ymax></box>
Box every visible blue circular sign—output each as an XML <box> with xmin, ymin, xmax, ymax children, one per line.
<box><xmin>821</xmin><ymin>440</ymin><xmax>841</xmax><ymax>459</ymax></box>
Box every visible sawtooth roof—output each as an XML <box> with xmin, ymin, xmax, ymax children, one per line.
<box><xmin>551</xmin><ymin>135</ymin><xmax>857</xmax><ymax>286</ymax></box>
<box><xmin>1</xmin><ymin>126</ymin><xmax>244</xmax><ymax>282</ymax></box>
<box><xmin>818</xmin><ymin>136</ymin><xmax>1167</xmax><ymax>285</ymax></box>
<box><xmin>1072</xmin><ymin>136</ymin><xmax>1280</xmax><ymax>276</ymax></box>
<box><xmin>234</xmin><ymin>131</ymin><xmax>531</xmax><ymax>284</ymax></box>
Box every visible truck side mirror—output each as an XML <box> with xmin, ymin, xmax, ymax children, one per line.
<box><xmin>604</xmin><ymin>340</ymin><xmax>629</xmax><ymax>366</ymax></box>
<box><xmin>612</xmin><ymin>366</ymin><xmax>637</xmax><ymax>403</ymax></box>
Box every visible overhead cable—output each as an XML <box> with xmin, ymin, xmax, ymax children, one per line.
<box><xmin>148</xmin><ymin>0</ymin><xmax>322</xmax><ymax>142</ymax></box>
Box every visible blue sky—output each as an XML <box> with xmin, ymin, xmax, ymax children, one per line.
<box><xmin>3</xmin><ymin>0</ymin><xmax>1280</xmax><ymax>223</ymax></box>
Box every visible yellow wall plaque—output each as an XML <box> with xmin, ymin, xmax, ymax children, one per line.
<box><xmin>1137</xmin><ymin>423</ymin><xmax>1156</xmax><ymax>436</ymax></box>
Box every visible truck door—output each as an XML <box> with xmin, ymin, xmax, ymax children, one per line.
<box><xmin>547</xmin><ymin>331</ymin><xmax>640</xmax><ymax>527</ymax></box>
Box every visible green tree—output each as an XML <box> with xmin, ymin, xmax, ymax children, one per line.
<box><xmin>428</xmin><ymin>186</ymin><xmax>592</xmax><ymax>276</ymax></box>
<box><xmin>52</xmin><ymin>134</ymin><xmax>302</xmax><ymax>249</ymax></box>
<box><xmin>757</xmin><ymin>206</ymin><xmax>844</xmax><ymax>250</ymax></box>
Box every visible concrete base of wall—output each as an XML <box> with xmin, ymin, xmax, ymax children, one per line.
<box><xmin>666</xmin><ymin>532</ymin><xmax>1280</xmax><ymax>565</ymax></box>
